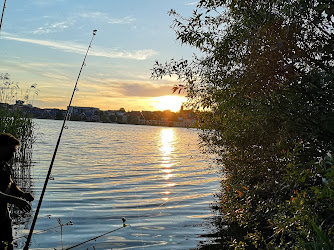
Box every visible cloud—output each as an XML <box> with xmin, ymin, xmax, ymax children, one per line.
<box><xmin>32</xmin><ymin>0</ymin><xmax>65</xmax><ymax>6</ymax></box>
<box><xmin>33</xmin><ymin>22</ymin><xmax>70</xmax><ymax>35</ymax></box>
<box><xmin>185</xmin><ymin>1</ymin><xmax>198</xmax><ymax>6</ymax></box>
<box><xmin>42</xmin><ymin>72</ymin><xmax>70</xmax><ymax>81</ymax></box>
<box><xmin>30</xmin><ymin>76</ymin><xmax>180</xmax><ymax>110</ymax></box>
<box><xmin>110</xmin><ymin>80</ymin><xmax>175</xmax><ymax>97</ymax></box>
<box><xmin>121</xmin><ymin>83</ymin><xmax>173</xmax><ymax>97</ymax></box>
<box><xmin>92</xmin><ymin>48</ymin><xmax>158</xmax><ymax>60</ymax></box>
<box><xmin>108</xmin><ymin>16</ymin><xmax>136</xmax><ymax>24</ymax></box>
<box><xmin>32</xmin><ymin>12</ymin><xmax>135</xmax><ymax>34</ymax></box>
<box><xmin>78</xmin><ymin>12</ymin><xmax>136</xmax><ymax>24</ymax></box>
<box><xmin>78</xmin><ymin>76</ymin><xmax>175</xmax><ymax>98</ymax></box>
<box><xmin>1</xmin><ymin>35</ymin><xmax>158</xmax><ymax>60</ymax></box>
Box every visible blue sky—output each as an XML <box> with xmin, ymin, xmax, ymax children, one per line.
<box><xmin>0</xmin><ymin>0</ymin><xmax>198</xmax><ymax>111</ymax></box>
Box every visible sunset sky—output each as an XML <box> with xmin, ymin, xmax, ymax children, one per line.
<box><xmin>0</xmin><ymin>0</ymin><xmax>197</xmax><ymax>112</ymax></box>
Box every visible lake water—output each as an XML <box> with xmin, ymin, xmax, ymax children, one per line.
<box><xmin>13</xmin><ymin>119</ymin><xmax>220</xmax><ymax>249</ymax></box>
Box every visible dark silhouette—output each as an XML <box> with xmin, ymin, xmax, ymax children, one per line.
<box><xmin>0</xmin><ymin>133</ymin><xmax>33</xmax><ymax>250</ymax></box>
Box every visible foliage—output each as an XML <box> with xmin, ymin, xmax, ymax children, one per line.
<box><xmin>152</xmin><ymin>0</ymin><xmax>334</xmax><ymax>248</ymax></box>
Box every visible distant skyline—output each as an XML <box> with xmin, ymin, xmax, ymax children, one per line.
<box><xmin>0</xmin><ymin>0</ymin><xmax>197</xmax><ymax>112</ymax></box>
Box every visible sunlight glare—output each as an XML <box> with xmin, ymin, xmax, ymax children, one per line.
<box><xmin>159</xmin><ymin>129</ymin><xmax>177</xmax><ymax>184</ymax></box>
<box><xmin>153</xmin><ymin>95</ymin><xmax>186</xmax><ymax>112</ymax></box>
<box><xmin>159</xmin><ymin>129</ymin><xmax>175</xmax><ymax>156</ymax></box>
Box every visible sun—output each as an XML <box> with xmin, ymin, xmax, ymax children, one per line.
<box><xmin>153</xmin><ymin>95</ymin><xmax>186</xmax><ymax>112</ymax></box>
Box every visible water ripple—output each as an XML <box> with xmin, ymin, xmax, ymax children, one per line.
<box><xmin>14</xmin><ymin>120</ymin><xmax>220</xmax><ymax>249</ymax></box>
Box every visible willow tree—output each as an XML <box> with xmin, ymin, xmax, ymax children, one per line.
<box><xmin>153</xmin><ymin>0</ymin><xmax>334</xmax><ymax>248</ymax></box>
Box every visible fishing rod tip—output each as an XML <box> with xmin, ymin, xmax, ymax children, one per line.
<box><xmin>93</xmin><ymin>29</ymin><xmax>97</xmax><ymax>35</ymax></box>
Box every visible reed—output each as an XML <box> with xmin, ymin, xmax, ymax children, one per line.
<box><xmin>0</xmin><ymin>73</ymin><xmax>35</xmax><ymax>164</ymax></box>
<box><xmin>1</xmin><ymin>108</ymin><xmax>34</xmax><ymax>157</ymax></box>
<box><xmin>0</xmin><ymin>74</ymin><xmax>36</xmax><ymax>229</ymax></box>
<box><xmin>1</xmin><ymin>107</ymin><xmax>34</xmax><ymax>186</ymax></box>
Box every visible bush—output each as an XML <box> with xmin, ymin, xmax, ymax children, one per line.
<box><xmin>152</xmin><ymin>0</ymin><xmax>334</xmax><ymax>248</ymax></box>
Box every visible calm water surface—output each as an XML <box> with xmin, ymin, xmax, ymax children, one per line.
<box><xmin>14</xmin><ymin>119</ymin><xmax>220</xmax><ymax>249</ymax></box>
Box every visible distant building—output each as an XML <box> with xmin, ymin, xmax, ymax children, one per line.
<box><xmin>173</xmin><ymin>119</ymin><xmax>197</xmax><ymax>128</ymax></box>
<box><xmin>2</xmin><ymin>101</ymin><xmax>199</xmax><ymax>128</ymax></box>
<box><xmin>68</xmin><ymin>106</ymin><xmax>100</xmax><ymax>121</ymax></box>
<box><xmin>43</xmin><ymin>109</ymin><xmax>63</xmax><ymax>119</ymax></box>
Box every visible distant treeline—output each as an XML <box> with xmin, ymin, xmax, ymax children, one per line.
<box><xmin>3</xmin><ymin>102</ymin><xmax>199</xmax><ymax>128</ymax></box>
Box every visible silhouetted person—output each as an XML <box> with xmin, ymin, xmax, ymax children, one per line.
<box><xmin>0</xmin><ymin>133</ymin><xmax>34</xmax><ymax>250</ymax></box>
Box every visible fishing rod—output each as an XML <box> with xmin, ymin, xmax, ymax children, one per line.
<box><xmin>65</xmin><ymin>226</ymin><xmax>124</xmax><ymax>249</ymax></box>
<box><xmin>23</xmin><ymin>29</ymin><xmax>97</xmax><ymax>250</ymax></box>
<box><xmin>13</xmin><ymin>220</ymin><xmax>73</xmax><ymax>241</ymax></box>
<box><xmin>65</xmin><ymin>218</ymin><xmax>128</xmax><ymax>250</ymax></box>
<box><xmin>0</xmin><ymin>0</ymin><xmax>7</xmax><ymax>32</ymax></box>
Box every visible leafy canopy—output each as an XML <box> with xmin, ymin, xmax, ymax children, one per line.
<box><xmin>152</xmin><ymin>0</ymin><xmax>334</xmax><ymax>248</ymax></box>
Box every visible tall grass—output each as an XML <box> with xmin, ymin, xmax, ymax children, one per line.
<box><xmin>0</xmin><ymin>74</ymin><xmax>36</xmax><ymax>225</ymax></box>
<box><xmin>0</xmin><ymin>108</ymin><xmax>35</xmax><ymax>162</ymax></box>
<box><xmin>0</xmin><ymin>73</ymin><xmax>19</xmax><ymax>104</ymax></box>
<box><xmin>0</xmin><ymin>73</ymin><xmax>35</xmax><ymax>165</ymax></box>
<box><xmin>0</xmin><ymin>73</ymin><xmax>35</xmax><ymax>194</ymax></box>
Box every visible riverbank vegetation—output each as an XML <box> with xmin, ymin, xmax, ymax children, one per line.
<box><xmin>152</xmin><ymin>0</ymin><xmax>334</xmax><ymax>249</ymax></box>
<box><xmin>0</xmin><ymin>73</ymin><xmax>35</xmax><ymax>164</ymax></box>
<box><xmin>0</xmin><ymin>73</ymin><xmax>36</xmax><ymax>227</ymax></box>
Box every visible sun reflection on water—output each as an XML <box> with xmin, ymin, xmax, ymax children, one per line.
<box><xmin>159</xmin><ymin>129</ymin><xmax>177</xmax><ymax>201</ymax></box>
<box><xmin>159</xmin><ymin>129</ymin><xmax>175</xmax><ymax>156</ymax></box>
<box><xmin>27</xmin><ymin>119</ymin><xmax>220</xmax><ymax>249</ymax></box>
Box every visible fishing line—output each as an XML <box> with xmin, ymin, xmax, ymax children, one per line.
<box><xmin>133</xmin><ymin>186</ymin><xmax>145</xmax><ymax>248</ymax></box>
<box><xmin>128</xmin><ymin>179</ymin><xmax>186</xmax><ymax>248</ymax></box>
<box><xmin>64</xmin><ymin>218</ymin><xmax>128</xmax><ymax>250</ymax></box>
<box><xmin>23</xmin><ymin>29</ymin><xmax>97</xmax><ymax>250</ymax></box>
<box><xmin>13</xmin><ymin>220</ymin><xmax>73</xmax><ymax>241</ymax></box>
<box><xmin>63</xmin><ymin>153</ymin><xmax>206</xmax><ymax>248</ymax></box>
<box><xmin>65</xmin><ymin>226</ymin><xmax>124</xmax><ymax>249</ymax></box>
<box><xmin>128</xmin><ymin>153</ymin><xmax>216</xmax><ymax>245</ymax></box>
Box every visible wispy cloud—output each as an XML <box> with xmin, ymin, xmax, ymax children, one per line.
<box><xmin>32</xmin><ymin>11</ymin><xmax>134</xmax><ymax>35</ymax></box>
<box><xmin>78</xmin><ymin>12</ymin><xmax>136</xmax><ymax>24</ymax></box>
<box><xmin>1</xmin><ymin>35</ymin><xmax>158</xmax><ymax>60</ymax></box>
<box><xmin>108</xmin><ymin>16</ymin><xmax>136</xmax><ymax>24</ymax></box>
<box><xmin>42</xmin><ymin>72</ymin><xmax>70</xmax><ymax>81</ymax></box>
<box><xmin>92</xmin><ymin>48</ymin><xmax>158</xmax><ymax>60</ymax></box>
<box><xmin>33</xmin><ymin>21</ymin><xmax>70</xmax><ymax>35</ymax></box>
<box><xmin>120</xmin><ymin>82</ymin><xmax>175</xmax><ymax>97</ymax></box>
<box><xmin>185</xmin><ymin>1</ymin><xmax>198</xmax><ymax>6</ymax></box>
<box><xmin>32</xmin><ymin>0</ymin><xmax>65</xmax><ymax>6</ymax></box>
<box><xmin>78</xmin><ymin>77</ymin><xmax>174</xmax><ymax>98</ymax></box>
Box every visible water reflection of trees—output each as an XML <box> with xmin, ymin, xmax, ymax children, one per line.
<box><xmin>196</xmin><ymin>201</ymin><xmax>249</xmax><ymax>249</ymax></box>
